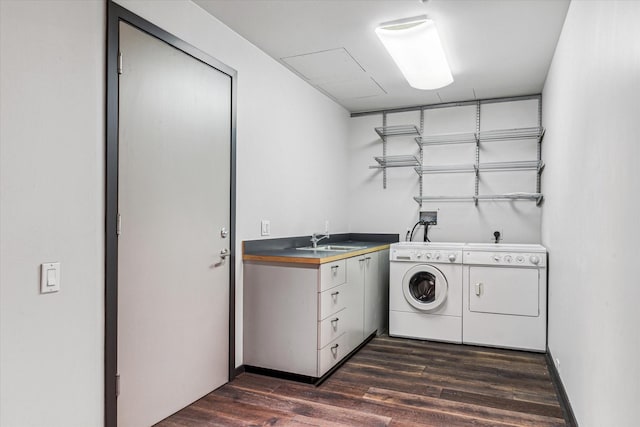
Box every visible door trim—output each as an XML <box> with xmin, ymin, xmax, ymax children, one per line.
<box><xmin>105</xmin><ymin>2</ymin><xmax>237</xmax><ymax>426</ymax></box>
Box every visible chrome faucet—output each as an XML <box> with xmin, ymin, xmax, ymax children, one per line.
<box><xmin>310</xmin><ymin>232</ymin><xmax>330</xmax><ymax>248</ymax></box>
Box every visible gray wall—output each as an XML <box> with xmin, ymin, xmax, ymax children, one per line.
<box><xmin>542</xmin><ymin>1</ymin><xmax>640</xmax><ymax>425</ymax></box>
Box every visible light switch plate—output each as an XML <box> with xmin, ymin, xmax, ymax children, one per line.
<box><xmin>41</xmin><ymin>262</ymin><xmax>60</xmax><ymax>294</ymax></box>
<box><xmin>260</xmin><ymin>219</ymin><xmax>270</xmax><ymax>236</ymax></box>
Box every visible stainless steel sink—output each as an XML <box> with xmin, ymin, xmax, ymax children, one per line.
<box><xmin>296</xmin><ymin>245</ymin><xmax>366</xmax><ymax>252</ymax></box>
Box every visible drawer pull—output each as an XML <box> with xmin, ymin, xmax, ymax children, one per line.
<box><xmin>331</xmin><ymin>317</ymin><xmax>339</xmax><ymax>324</ymax></box>
<box><xmin>331</xmin><ymin>265</ymin><xmax>339</xmax><ymax>270</ymax></box>
<box><xmin>365</xmin><ymin>256</ymin><xmax>372</xmax><ymax>260</ymax></box>
<box><xmin>331</xmin><ymin>291</ymin><xmax>339</xmax><ymax>297</ymax></box>
<box><xmin>331</xmin><ymin>343</ymin><xmax>339</xmax><ymax>356</ymax></box>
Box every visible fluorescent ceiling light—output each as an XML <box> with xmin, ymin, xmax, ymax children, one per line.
<box><xmin>375</xmin><ymin>15</ymin><xmax>453</xmax><ymax>90</ymax></box>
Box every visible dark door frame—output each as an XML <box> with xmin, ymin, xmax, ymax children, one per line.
<box><xmin>105</xmin><ymin>2</ymin><xmax>237</xmax><ymax>426</ymax></box>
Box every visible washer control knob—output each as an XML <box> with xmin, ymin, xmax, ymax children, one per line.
<box><xmin>516</xmin><ymin>255</ymin><xmax>525</xmax><ymax>263</ymax></box>
<box><xmin>504</xmin><ymin>255</ymin><xmax>512</xmax><ymax>263</ymax></box>
<box><xmin>416</xmin><ymin>252</ymin><xmax>422</xmax><ymax>258</ymax></box>
<box><xmin>530</xmin><ymin>255</ymin><xmax>540</xmax><ymax>265</ymax></box>
<box><xmin>448</xmin><ymin>253</ymin><xmax>457</xmax><ymax>262</ymax></box>
<box><xmin>425</xmin><ymin>253</ymin><xmax>431</xmax><ymax>259</ymax></box>
<box><xmin>493</xmin><ymin>255</ymin><xmax>501</xmax><ymax>262</ymax></box>
<box><xmin>434</xmin><ymin>252</ymin><xmax>441</xmax><ymax>260</ymax></box>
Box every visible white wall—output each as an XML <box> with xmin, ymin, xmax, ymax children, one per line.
<box><xmin>0</xmin><ymin>1</ymin><xmax>350</xmax><ymax>425</ymax></box>
<box><xmin>542</xmin><ymin>1</ymin><xmax>640</xmax><ymax>426</ymax></box>
<box><xmin>348</xmin><ymin>100</ymin><xmax>542</xmax><ymax>244</ymax></box>
<box><xmin>0</xmin><ymin>1</ymin><xmax>105</xmax><ymax>426</ymax></box>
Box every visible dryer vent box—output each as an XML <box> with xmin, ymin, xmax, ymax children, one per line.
<box><xmin>420</xmin><ymin>211</ymin><xmax>438</xmax><ymax>225</ymax></box>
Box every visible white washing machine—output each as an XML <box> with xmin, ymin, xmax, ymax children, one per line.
<box><xmin>389</xmin><ymin>242</ymin><xmax>464</xmax><ymax>343</ymax></box>
<box><xmin>462</xmin><ymin>243</ymin><xmax>547</xmax><ymax>352</ymax></box>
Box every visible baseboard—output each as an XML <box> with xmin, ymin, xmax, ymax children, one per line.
<box><xmin>233</xmin><ymin>364</ymin><xmax>245</xmax><ymax>377</ymax></box>
<box><xmin>545</xmin><ymin>349</ymin><xmax>579</xmax><ymax>427</ymax></box>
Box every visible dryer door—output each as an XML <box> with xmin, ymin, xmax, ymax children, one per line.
<box><xmin>402</xmin><ymin>264</ymin><xmax>448</xmax><ymax>311</ymax></box>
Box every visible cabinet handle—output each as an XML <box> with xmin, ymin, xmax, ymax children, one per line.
<box><xmin>331</xmin><ymin>291</ymin><xmax>339</xmax><ymax>297</ymax></box>
<box><xmin>359</xmin><ymin>258</ymin><xmax>365</xmax><ymax>263</ymax></box>
<box><xmin>331</xmin><ymin>265</ymin><xmax>339</xmax><ymax>270</ymax></box>
<box><xmin>474</xmin><ymin>282</ymin><xmax>482</xmax><ymax>296</ymax></box>
<box><xmin>331</xmin><ymin>344</ymin><xmax>339</xmax><ymax>356</ymax></box>
<box><xmin>331</xmin><ymin>317</ymin><xmax>339</xmax><ymax>323</ymax></box>
<box><xmin>365</xmin><ymin>256</ymin><xmax>372</xmax><ymax>260</ymax></box>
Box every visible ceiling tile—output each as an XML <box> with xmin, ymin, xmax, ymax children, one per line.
<box><xmin>282</xmin><ymin>48</ymin><xmax>365</xmax><ymax>83</ymax></box>
<box><xmin>317</xmin><ymin>77</ymin><xmax>386</xmax><ymax>100</ymax></box>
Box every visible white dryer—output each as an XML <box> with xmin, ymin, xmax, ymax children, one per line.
<box><xmin>389</xmin><ymin>242</ymin><xmax>464</xmax><ymax>343</ymax></box>
<box><xmin>462</xmin><ymin>243</ymin><xmax>547</xmax><ymax>352</ymax></box>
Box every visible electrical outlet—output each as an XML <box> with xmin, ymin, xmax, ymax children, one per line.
<box><xmin>420</xmin><ymin>211</ymin><xmax>438</xmax><ymax>225</ymax></box>
<box><xmin>260</xmin><ymin>219</ymin><xmax>270</xmax><ymax>236</ymax></box>
<box><xmin>491</xmin><ymin>228</ymin><xmax>503</xmax><ymax>243</ymax></box>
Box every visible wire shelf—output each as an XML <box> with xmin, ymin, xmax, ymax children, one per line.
<box><xmin>413</xmin><ymin>195</ymin><xmax>474</xmax><ymax>203</ymax></box>
<box><xmin>415</xmin><ymin>132</ymin><xmax>478</xmax><ymax>146</ymax></box>
<box><xmin>477</xmin><ymin>160</ymin><xmax>545</xmax><ymax>172</ymax></box>
<box><xmin>414</xmin><ymin>164</ymin><xmax>476</xmax><ymax>175</ymax></box>
<box><xmin>413</xmin><ymin>192</ymin><xmax>544</xmax><ymax>205</ymax></box>
<box><xmin>375</xmin><ymin>125</ymin><xmax>421</xmax><ymax>138</ymax></box>
<box><xmin>370</xmin><ymin>155</ymin><xmax>420</xmax><ymax>169</ymax></box>
<box><xmin>474</xmin><ymin>193</ymin><xmax>543</xmax><ymax>205</ymax></box>
<box><xmin>476</xmin><ymin>127</ymin><xmax>545</xmax><ymax>142</ymax></box>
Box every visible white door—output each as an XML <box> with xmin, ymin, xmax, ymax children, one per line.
<box><xmin>117</xmin><ymin>22</ymin><xmax>231</xmax><ymax>427</ymax></box>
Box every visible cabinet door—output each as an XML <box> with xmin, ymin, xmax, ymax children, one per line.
<box><xmin>364</xmin><ymin>251</ymin><xmax>385</xmax><ymax>336</ymax></box>
<box><xmin>468</xmin><ymin>266</ymin><xmax>539</xmax><ymax>316</ymax></box>
<box><xmin>345</xmin><ymin>256</ymin><xmax>365</xmax><ymax>352</ymax></box>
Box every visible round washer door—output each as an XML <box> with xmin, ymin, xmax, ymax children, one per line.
<box><xmin>402</xmin><ymin>264</ymin><xmax>448</xmax><ymax>311</ymax></box>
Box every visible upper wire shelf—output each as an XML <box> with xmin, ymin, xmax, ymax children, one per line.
<box><xmin>375</xmin><ymin>125</ymin><xmax>421</xmax><ymax>138</ymax></box>
<box><xmin>415</xmin><ymin>132</ymin><xmax>478</xmax><ymax>146</ymax></box>
<box><xmin>370</xmin><ymin>155</ymin><xmax>420</xmax><ymax>169</ymax></box>
<box><xmin>477</xmin><ymin>127</ymin><xmax>545</xmax><ymax>142</ymax></box>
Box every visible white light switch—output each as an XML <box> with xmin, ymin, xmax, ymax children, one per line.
<box><xmin>260</xmin><ymin>219</ymin><xmax>270</xmax><ymax>236</ymax></box>
<box><xmin>41</xmin><ymin>262</ymin><xmax>60</xmax><ymax>294</ymax></box>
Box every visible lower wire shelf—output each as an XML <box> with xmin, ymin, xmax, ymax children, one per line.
<box><xmin>414</xmin><ymin>192</ymin><xmax>543</xmax><ymax>205</ymax></box>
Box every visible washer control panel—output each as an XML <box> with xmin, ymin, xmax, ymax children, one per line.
<box><xmin>390</xmin><ymin>248</ymin><xmax>463</xmax><ymax>264</ymax></box>
<box><xmin>464</xmin><ymin>251</ymin><xmax>546</xmax><ymax>267</ymax></box>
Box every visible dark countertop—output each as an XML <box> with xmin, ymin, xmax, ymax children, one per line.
<box><xmin>243</xmin><ymin>233</ymin><xmax>398</xmax><ymax>265</ymax></box>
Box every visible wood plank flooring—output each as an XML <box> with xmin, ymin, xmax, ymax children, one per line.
<box><xmin>156</xmin><ymin>336</ymin><xmax>568</xmax><ymax>427</ymax></box>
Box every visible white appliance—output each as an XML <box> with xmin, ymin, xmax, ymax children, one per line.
<box><xmin>389</xmin><ymin>242</ymin><xmax>464</xmax><ymax>343</ymax></box>
<box><xmin>462</xmin><ymin>243</ymin><xmax>547</xmax><ymax>352</ymax></box>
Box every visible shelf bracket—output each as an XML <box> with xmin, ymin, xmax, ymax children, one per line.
<box><xmin>382</xmin><ymin>112</ymin><xmax>387</xmax><ymax>189</ymax></box>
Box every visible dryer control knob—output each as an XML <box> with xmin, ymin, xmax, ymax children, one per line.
<box><xmin>504</xmin><ymin>255</ymin><xmax>512</xmax><ymax>263</ymax></box>
<box><xmin>425</xmin><ymin>253</ymin><xmax>432</xmax><ymax>259</ymax></box>
<box><xmin>493</xmin><ymin>255</ymin><xmax>501</xmax><ymax>262</ymax></box>
<box><xmin>530</xmin><ymin>255</ymin><xmax>540</xmax><ymax>265</ymax></box>
<box><xmin>434</xmin><ymin>252</ymin><xmax>441</xmax><ymax>260</ymax></box>
<box><xmin>448</xmin><ymin>253</ymin><xmax>456</xmax><ymax>262</ymax></box>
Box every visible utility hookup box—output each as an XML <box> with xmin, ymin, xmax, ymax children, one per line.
<box><xmin>420</xmin><ymin>211</ymin><xmax>438</xmax><ymax>225</ymax></box>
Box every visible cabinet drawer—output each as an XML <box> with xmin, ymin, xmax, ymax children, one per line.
<box><xmin>318</xmin><ymin>333</ymin><xmax>348</xmax><ymax>376</ymax></box>
<box><xmin>318</xmin><ymin>282</ymin><xmax>348</xmax><ymax>320</ymax></box>
<box><xmin>319</xmin><ymin>260</ymin><xmax>346</xmax><ymax>292</ymax></box>
<box><xmin>318</xmin><ymin>308</ymin><xmax>347</xmax><ymax>349</ymax></box>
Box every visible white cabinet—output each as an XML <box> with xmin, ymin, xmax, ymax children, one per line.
<box><xmin>243</xmin><ymin>248</ymin><xmax>389</xmax><ymax>379</ymax></box>
<box><xmin>348</xmin><ymin>249</ymin><xmax>390</xmax><ymax>338</ymax></box>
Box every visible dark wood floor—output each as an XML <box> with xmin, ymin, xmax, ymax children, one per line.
<box><xmin>156</xmin><ymin>336</ymin><xmax>568</xmax><ymax>426</ymax></box>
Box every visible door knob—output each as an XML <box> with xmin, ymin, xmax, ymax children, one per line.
<box><xmin>220</xmin><ymin>248</ymin><xmax>230</xmax><ymax>259</ymax></box>
<box><xmin>220</xmin><ymin>227</ymin><xmax>229</xmax><ymax>238</ymax></box>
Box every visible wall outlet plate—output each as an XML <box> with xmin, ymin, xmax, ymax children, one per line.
<box><xmin>420</xmin><ymin>211</ymin><xmax>438</xmax><ymax>225</ymax></box>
